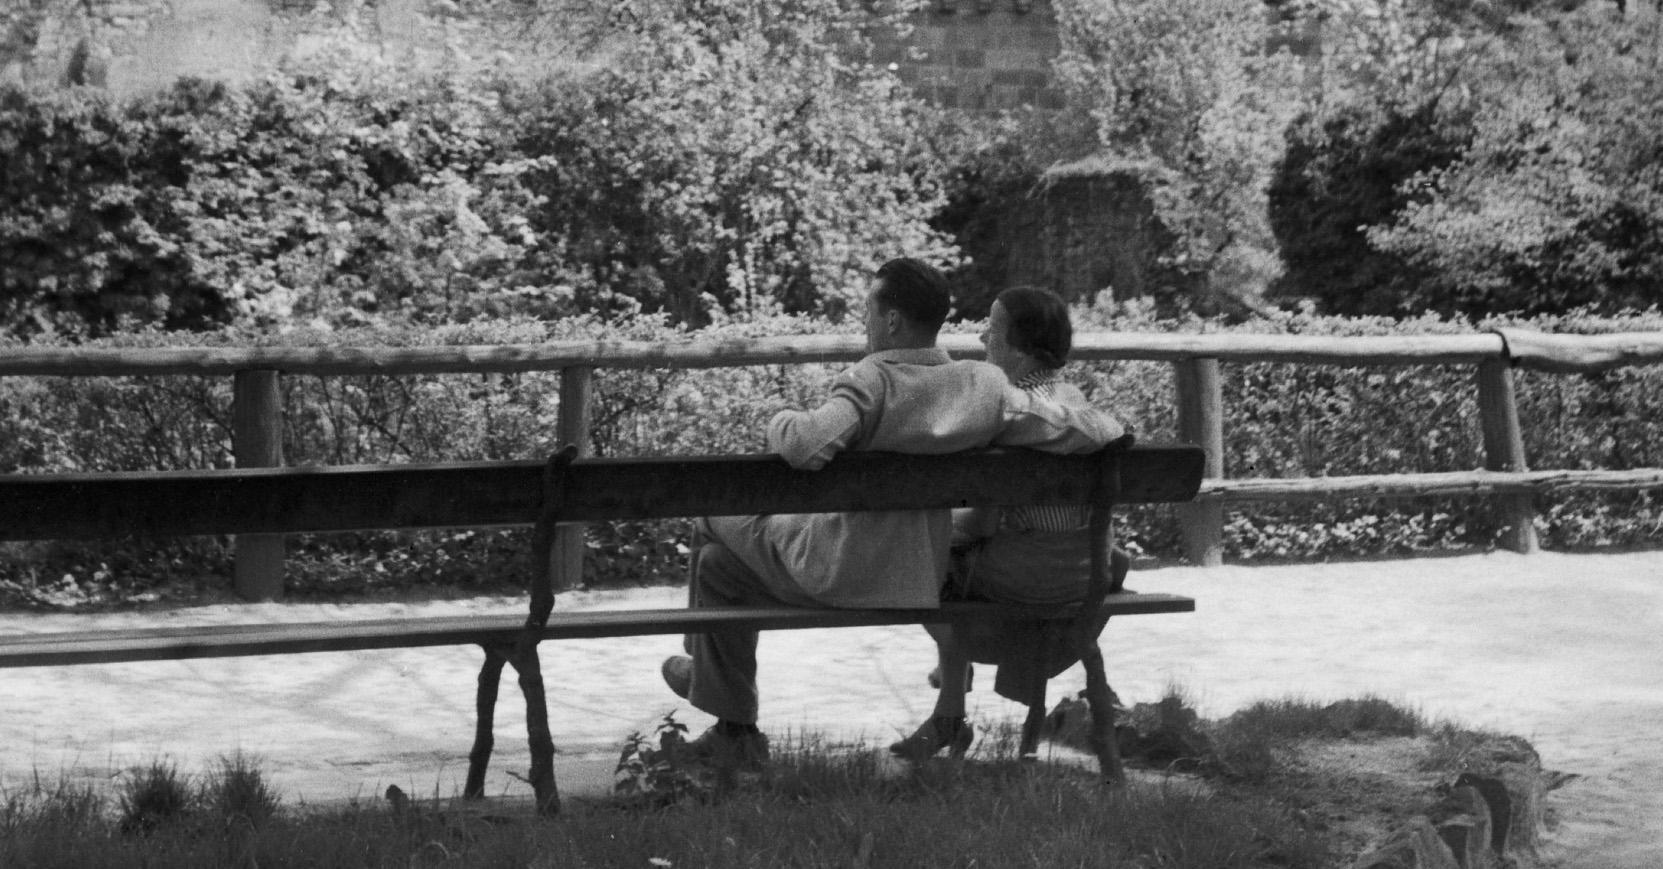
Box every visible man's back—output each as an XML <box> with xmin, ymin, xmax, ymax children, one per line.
<box><xmin>739</xmin><ymin>346</ymin><xmax>1118</xmax><ymax>608</ymax></box>
<box><xmin>769</xmin><ymin>348</ymin><xmax>1118</xmax><ymax>472</ymax></box>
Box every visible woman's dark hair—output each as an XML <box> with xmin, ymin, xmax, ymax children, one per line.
<box><xmin>996</xmin><ymin>286</ymin><xmax>1072</xmax><ymax>369</ymax></box>
<box><xmin>874</xmin><ymin>258</ymin><xmax>951</xmax><ymax>333</ymax></box>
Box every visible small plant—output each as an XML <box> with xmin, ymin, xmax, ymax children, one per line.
<box><xmin>118</xmin><ymin>760</ymin><xmax>194</xmax><ymax>835</ymax></box>
<box><xmin>1418</xmin><ymin>722</ymin><xmax>1533</xmax><ymax>774</ymax></box>
<box><xmin>1321</xmin><ymin>696</ymin><xmax>1423</xmax><ymax>737</ymax></box>
<box><xmin>203</xmin><ymin>752</ymin><xmax>280</xmax><ymax>827</ymax></box>
<box><xmin>614</xmin><ymin>712</ymin><xmax>706</xmax><ymax>807</ymax></box>
<box><xmin>0</xmin><ymin>772</ymin><xmax>104</xmax><ymax>837</ymax></box>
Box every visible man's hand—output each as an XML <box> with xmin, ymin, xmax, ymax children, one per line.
<box><xmin>997</xmin><ymin>383</ymin><xmax>1125</xmax><ymax>454</ymax></box>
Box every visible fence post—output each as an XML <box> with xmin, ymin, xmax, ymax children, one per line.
<box><xmin>232</xmin><ymin>369</ymin><xmax>285</xmax><ymax>600</ymax></box>
<box><xmin>1477</xmin><ymin>358</ymin><xmax>1540</xmax><ymax>553</ymax></box>
<box><xmin>553</xmin><ymin>366</ymin><xmax>594</xmax><ymax>591</ymax></box>
<box><xmin>1174</xmin><ymin>358</ymin><xmax>1225</xmax><ymax>566</ymax></box>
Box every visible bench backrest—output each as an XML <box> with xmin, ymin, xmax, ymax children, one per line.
<box><xmin>1</xmin><ymin>444</ymin><xmax>1206</xmax><ymax>541</ymax></box>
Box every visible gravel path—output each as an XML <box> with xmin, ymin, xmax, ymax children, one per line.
<box><xmin>1</xmin><ymin>550</ymin><xmax>1658</xmax><ymax>866</ymax></box>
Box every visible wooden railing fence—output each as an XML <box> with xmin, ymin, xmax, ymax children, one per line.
<box><xmin>6</xmin><ymin>328</ymin><xmax>1663</xmax><ymax>596</ymax></box>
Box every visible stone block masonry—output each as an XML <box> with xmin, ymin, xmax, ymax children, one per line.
<box><xmin>870</xmin><ymin>0</ymin><xmax>1064</xmax><ymax>111</ymax></box>
<box><xmin>7</xmin><ymin>0</ymin><xmax>1066</xmax><ymax>109</ymax></box>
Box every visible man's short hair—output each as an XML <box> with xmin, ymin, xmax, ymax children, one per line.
<box><xmin>995</xmin><ymin>286</ymin><xmax>1073</xmax><ymax>370</ymax></box>
<box><xmin>874</xmin><ymin>258</ymin><xmax>951</xmax><ymax>333</ymax></box>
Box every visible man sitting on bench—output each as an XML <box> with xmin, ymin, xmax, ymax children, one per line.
<box><xmin>658</xmin><ymin>257</ymin><xmax>1126</xmax><ymax>768</ymax></box>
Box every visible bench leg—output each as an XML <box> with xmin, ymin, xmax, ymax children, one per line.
<box><xmin>464</xmin><ymin>644</ymin><xmax>509</xmax><ymax>799</ymax></box>
<box><xmin>510</xmin><ymin>644</ymin><xmax>561</xmax><ymax>816</ymax></box>
<box><xmin>1077</xmin><ymin>642</ymin><xmax>1126</xmax><ymax>785</ymax></box>
<box><xmin>1019</xmin><ymin>698</ymin><xmax>1047</xmax><ymax>761</ymax></box>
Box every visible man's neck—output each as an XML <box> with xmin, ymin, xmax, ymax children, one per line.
<box><xmin>869</xmin><ymin>333</ymin><xmax>937</xmax><ymax>354</ymax></box>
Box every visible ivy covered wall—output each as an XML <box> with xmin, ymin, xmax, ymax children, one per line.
<box><xmin>870</xmin><ymin>0</ymin><xmax>1064</xmax><ymax>111</ymax></box>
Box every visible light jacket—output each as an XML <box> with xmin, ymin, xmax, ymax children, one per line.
<box><xmin>708</xmin><ymin>347</ymin><xmax>1123</xmax><ymax>609</ymax></box>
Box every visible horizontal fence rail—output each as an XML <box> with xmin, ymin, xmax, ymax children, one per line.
<box><xmin>1201</xmin><ymin>469</ymin><xmax>1663</xmax><ymax>502</ymax></box>
<box><xmin>6</xmin><ymin>330</ymin><xmax>1663</xmax><ymax>378</ymax></box>
<box><xmin>5</xmin><ymin>328</ymin><xmax>1663</xmax><ymax>592</ymax></box>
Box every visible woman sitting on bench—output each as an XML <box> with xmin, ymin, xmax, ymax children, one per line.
<box><xmin>891</xmin><ymin>286</ymin><xmax>1131</xmax><ymax>761</ymax></box>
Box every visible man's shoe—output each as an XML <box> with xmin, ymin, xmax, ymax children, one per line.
<box><xmin>688</xmin><ymin>725</ymin><xmax>770</xmax><ymax>772</ymax></box>
<box><xmin>662</xmin><ymin>655</ymin><xmax>693</xmax><ymax>700</ymax></box>
<box><xmin>889</xmin><ymin>716</ymin><xmax>974</xmax><ymax>762</ymax></box>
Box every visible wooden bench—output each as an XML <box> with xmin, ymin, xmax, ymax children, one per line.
<box><xmin>0</xmin><ymin>442</ymin><xmax>1204</xmax><ymax>813</ymax></box>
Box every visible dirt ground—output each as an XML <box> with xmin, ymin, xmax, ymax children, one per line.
<box><xmin>1</xmin><ymin>549</ymin><xmax>1658</xmax><ymax>866</ymax></box>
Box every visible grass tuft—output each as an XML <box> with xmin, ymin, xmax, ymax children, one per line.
<box><xmin>203</xmin><ymin>753</ymin><xmax>280</xmax><ymax>827</ymax></box>
<box><xmin>1223</xmin><ymin>695</ymin><xmax>1424</xmax><ymax>742</ymax></box>
<box><xmin>117</xmin><ymin>760</ymin><xmax>193</xmax><ymax>836</ymax></box>
<box><xmin>1204</xmin><ymin>695</ymin><xmax>1424</xmax><ymax>783</ymax></box>
<box><xmin>10</xmin><ymin>696</ymin><xmax>1515</xmax><ymax>868</ymax></box>
<box><xmin>1418</xmin><ymin>721</ymin><xmax>1536</xmax><ymax>774</ymax></box>
<box><xmin>1</xmin><ymin>771</ymin><xmax>104</xmax><ymax>837</ymax></box>
<box><xmin>0</xmin><ymin>734</ymin><xmax>1337</xmax><ymax>868</ymax></box>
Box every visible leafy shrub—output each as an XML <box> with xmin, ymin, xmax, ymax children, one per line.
<box><xmin>1</xmin><ymin>0</ymin><xmax>955</xmax><ymax>336</ymax></box>
<box><xmin>0</xmin><ymin>82</ymin><xmax>232</xmax><ymax>336</ymax></box>
<box><xmin>1071</xmin><ymin>305</ymin><xmax>1663</xmax><ymax>560</ymax></box>
<box><xmin>613</xmin><ymin>712</ymin><xmax>706</xmax><ymax>808</ymax></box>
<box><xmin>6</xmin><ymin>308</ymin><xmax>1663</xmax><ymax>605</ymax></box>
<box><xmin>0</xmin><ymin>313</ymin><xmax>851</xmax><ymax>602</ymax></box>
<box><xmin>0</xmin><ymin>68</ymin><xmax>565</xmax><ymax>336</ymax></box>
<box><xmin>1269</xmin><ymin>3</ymin><xmax>1663</xmax><ymax>318</ymax></box>
<box><xmin>508</xmin><ymin>0</ymin><xmax>954</xmax><ymax>323</ymax></box>
<box><xmin>1268</xmin><ymin>100</ymin><xmax>1471</xmax><ymax>315</ymax></box>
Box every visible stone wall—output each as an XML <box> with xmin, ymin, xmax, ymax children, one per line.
<box><xmin>870</xmin><ymin>0</ymin><xmax>1064</xmax><ymax>111</ymax></box>
<box><xmin>1</xmin><ymin>0</ymin><xmax>286</xmax><ymax>92</ymax></box>
<box><xmin>7</xmin><ymin>0</ymin><xmax>1071</xmax><ymax>108</ymax></box>
<box><xmin>0</xmin><ymin>0</ymin><xmax>461</xmax><ymax>95</ymax></box>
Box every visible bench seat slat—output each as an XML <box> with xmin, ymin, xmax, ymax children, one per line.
<box><xmin>0</xmin><ymin>593</ymin><xmax>1193</xmax><ymax>668</ymax></box>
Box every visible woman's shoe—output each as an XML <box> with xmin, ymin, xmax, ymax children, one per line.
<box><xmin>889</xmin><ymin>716</ymin><xmax>974</xmax><ymax>762</ymax></box>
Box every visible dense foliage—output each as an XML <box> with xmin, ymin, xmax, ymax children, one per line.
<box><xmin>1053</xmin><ymin>0</ymin><xmax>1304</xmax><ymax>310</ymax></box>
<box><xmin>923</xmin><ymin>107</ymin><xmax>1106</xmax><ymax>319</ymax></box>
<box><xmin>0</xmin><ymin>0</ymin><xmax>949</xmax><ymax>337</ymax></box>
<box><xmin>1369</xmin><ymin>6</ymin><xmax>1663</xmax><ymax>315</ymax></box>
<box><xmin>1268</xmin><ymin>101</ymin><xmax>1472</xmax><ymax>316</ymax></box>
<box><xmin>9</xmin><ymin>0</ymin><xmax>1662</xmax><ymax>329</ymax></box>
<box><xmin>1271</xmin><ymin>0</ymin><xmax>1663</xmax><ymax>316</ymax></box>
<box><xmin>5</xmin><ymin>0</ymin><xmax>1663</xmax><ymax>606</ymax></box>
